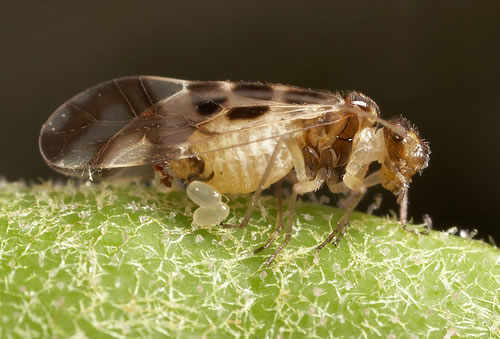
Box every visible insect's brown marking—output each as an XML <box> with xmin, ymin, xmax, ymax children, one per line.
<box><xmin>283</xmin><ymin>89</ymin><xmax>329</xmax><ymax>104</ymax></box>
<box><xmin>189</xmin><ymin>155</ymin><xmax>205</xmax><ymax>174</ymax></box>
<box><xmin>337</xmin><ymin>116</ymin><xmax>359</xmax><ymax>141</ymax></box>
<box><xmin>169</xmin><ymin>155</ymin><xmax>211</xmax><ymax>183</ymax></box>
<box><xmin>302</xmin><ymin>146</ymin><xmax>320</xmax><ymax>175</ymax></box>
<box><xmin>333</xmin><ymin>116</ymin><xmax>359</xmax><ymax>165</ymax></box>
<box><xmin>227</xmin><ymin>106</ymin><xmax>270</xmax><ymax>120</ymax></box>
<box><xmin>332</xmin><ymin>139</ymin><xmax>352</xmax><ymax>166</ymax></box>
<box><xmin>187</xmin><ymin>170</ymin><xmax>215</xmax><ymax>183</ymax></box>
<box><xmin>194</xmin><ymin>97</ymin><xmax>227</xmax><ymax>116</ymax></box>
<box><xmin>187</xmin><ymin>82</ymin><xmax>221</xmax><ymax>93</ymax></box>
<box><xmin>233</xmin><ymin>83</ymin><xmax>273</xmax><ymax>100</ymax></box>
<box><xmin>153</xmin><ymin>164</ymin><xmax>172</xmax><ymax>187</ymax></box>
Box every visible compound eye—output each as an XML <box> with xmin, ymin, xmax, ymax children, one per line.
<box><xmin>351</xmin><ymin>98</ymin><xmax>372</xmax><ymax>113</ymax></box>
<box><xmin>388</xmin><ymin>123</ymin><xmax>408</xmax><ymax>143</ymax></box>
<box><xmin>351</xmin><ymin>99</ymin><xmax>368</xmax><ymax>109</ymax></box>
<box><xmin>392</xmin><ymin>132</ymin><xmax>403</xmax><ymax>143</ymax></box>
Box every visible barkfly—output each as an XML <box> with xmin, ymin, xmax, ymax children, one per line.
<box><xmin>39</xmin><ymin>76</ymin><xmax>430</xmax><ymax>264</ymax></box>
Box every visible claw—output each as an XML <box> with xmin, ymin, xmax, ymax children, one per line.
<box><xmin>221</xmin><ymin>222</ymin><xmax>245</xmax><ymax>229</ymax></box>
<box><xmin>253</xmin><ymin>246</ymin><xmax>265</xmax><ymax>254</ymax></box>
<box><xmin>401</xmin><ymin>223</ymin><xmax>430</xmax><ymax>236</ymax></box>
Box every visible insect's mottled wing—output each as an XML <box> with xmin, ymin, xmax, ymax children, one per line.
<box><xmin>39</xmin><ymin>76</ymin><xmax>345</xmax><ymax>180</ymax></box>
<box><xmin>40</xmin><ymin>76</ymin><xmax>194</xmax><ymax>179</ymax></box>
<box><xmin>180</xmin><ymin>80</ymin><xmax>346</xmax><ymax>154</ymax></box>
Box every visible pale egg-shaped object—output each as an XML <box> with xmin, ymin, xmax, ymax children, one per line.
<box><xmin>193</xmin><ymin>203</ymin><xmax>230</xmax><ymax>226</ymax></box>
<box><xmin>187</xmin><ymin>181</ymin><xmax>222</xmax><ymax>207</ymax></box>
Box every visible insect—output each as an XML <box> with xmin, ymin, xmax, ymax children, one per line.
<box><xmin>39</xmin><ymin>76</ymin><xmax>430</xmax><ymax>264</ymax></box>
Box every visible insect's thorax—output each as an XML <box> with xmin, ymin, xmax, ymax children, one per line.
<box><xmin>301</xmin><ymin>114</ymin><xmax>378</xmax><ymax>177</ymax></box>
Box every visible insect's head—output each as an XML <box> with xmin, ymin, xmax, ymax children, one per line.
<box><xmin>380</xmin><ymin>117</ymin><xmax>430</xmax><ymax>198</ymax></box>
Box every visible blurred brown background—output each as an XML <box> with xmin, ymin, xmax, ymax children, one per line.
<box><xmin>1</xmin><ymin>1</ymin><xmax>499</xmax><ymax>241</ymax></box>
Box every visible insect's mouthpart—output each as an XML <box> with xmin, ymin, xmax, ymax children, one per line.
<box><xmin>394</xmin><ymin>166</ymin><xmax>410</xmax><ymax>196</ymax></box>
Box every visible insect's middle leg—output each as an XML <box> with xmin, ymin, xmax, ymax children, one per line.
<box><xmin>261</xmin><ymin>135</ymin><xmax>329</xmax><ymax>264</ymax></box>
<box><xmin>264</xmin><ymin>190</ymin><xmax>297</xmax><ymax>265</ymax></box>
<box><xmin>253</xmin><ymin>181</ymin><xmax>284</xmax><ymax>254</ymax></box>
<box><xmin>264</xmin><ymin>167</ymin><xmax>329</xmax><ymax>264</ymax></box>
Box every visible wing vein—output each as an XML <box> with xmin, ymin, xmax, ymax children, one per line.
<box><xmin>114</xmin><ymin>79</ymin><xmax>138</xmax><ymax>118</ymax></box>
<box><xmin>139</xmin><ymin>77</ymin><xmax>157</xmax><ymax>116</ymax></box>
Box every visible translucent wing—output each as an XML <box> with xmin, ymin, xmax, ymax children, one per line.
<box><xmin>39</xmin><ymin>76</ymin><xmax>353</xmax><ymax>180</ymax></box>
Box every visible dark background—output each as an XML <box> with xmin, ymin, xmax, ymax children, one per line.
<box><xmin>1</xmin><ymin>1</ymin><xmax>499</xmax><ymax>242</ymax></box>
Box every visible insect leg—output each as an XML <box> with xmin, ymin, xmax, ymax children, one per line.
<box><xmin>366</xmin><ymin>193</ymin><xmax>383</xmax><ymax>215</ymax></box>
<box><xmin>316</xmin><ymin>191</ymin><xmax>364</xmax><ymax>250</ymax></box>
<box><xmin>363</xmin><ymin>170</ymin><xmax>381</xmax><ymax>187</ymax></box>
<box><xmin>223</xmin><ymin>137</ymin><xmax>285</xmax><ymax>229</ymax></box>
<box><xmin>284</xmin><ymin>138</ymin><xmax>307</xmax><ymax>182</ymax></box>
<box><xmin>253</xmin><ymin>181</ymin><xmax>284</xmax><ymax>254</ymax></box>
<box><xmin>252</xmin><ymin>137</ymin><xmax>302</xmax><ymax>255</ymax></box>
<box><xmin>261</xmin><ymin>137</ymin><xmax>330</xmax><ymax>264</ymax></box>
<box><xmin>274</xmin><ymin>180</ymin><xmax>284</xmax><ymax>231</ymax></box>
<box><xmin>328</xmin><ymin>170</ymin><xmax>381</xmax><ymax>194</ymax></box>
<box><xmin>264</xmin><ymin>190</ymin><xmax>297</xmax><ymax>265</ymax></box>
<box><xmin>318</xmin><ymin>169</ymin><xmax>381</xmax><ymax>249</ymax></box>
<box><xmin>264</xmin><ymin>168</ymin><xmax>328</xmax><ymax>265</ymax></box>
<box><xmin>327</xmin><ymin>181</ymin><xmax>349</xmax><ymax>194</ymax></box>
<box><xmin>398</xmin><ymin>188</ymin><xmax>430</xmax><ymax>235</ymax></box>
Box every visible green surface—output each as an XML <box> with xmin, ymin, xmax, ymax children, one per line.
<box><xmin>0</xmin><ymin>180</ymin><xmax>499</xmax><ymax>338</ymax></box>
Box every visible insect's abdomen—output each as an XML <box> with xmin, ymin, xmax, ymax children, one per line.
<box><xmin>187</xmin><ymin>124</ymin><xmax>297</xmax><ymax>194</ymax></box>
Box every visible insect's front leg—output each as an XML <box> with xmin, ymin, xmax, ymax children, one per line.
<box><xmin>317</xmin><ymin>170</ymin><xmax>381</xmax><ymax>250</ymax></box>
<box><xmin>328</xmin><ymin>169</ymin><xmax>381</xmax><ymax>194</ymax></box>
<box><xmin>397</xmin><ymin>188</ymin><xmax>430</xmax><ymax>235</ymax></box>
<box><xmin>316</xmin><ymin>191</ymin><xmax>364</xmax><ymax>250</ymax></box>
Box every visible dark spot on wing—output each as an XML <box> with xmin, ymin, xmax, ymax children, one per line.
<box><xmin>187</xmin><ymin>82</ymin><xmax>222</xmax><ymax>93</ymax></box>
<box><xmin>283</xmin><ymin>89</ymin><xmax>330</xmax><ymax>104</ymax></box>
<box><xmin>233</xmin><ymin>83</ymin><xmax>273</xmax><ymax>100</ymax></box>
<box><xmin>227</xmin><ymin>106</ymin><xmax>270</xmax><ymax>120</ymax></box>
<box><xmin>194</xmin><ymin>97</ymin><xmax>227</xmax><ymax>115</ymax></box>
